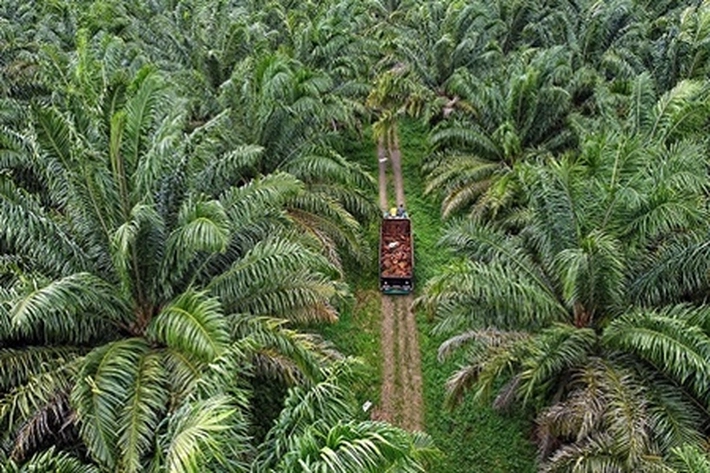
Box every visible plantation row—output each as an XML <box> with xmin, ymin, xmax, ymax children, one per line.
<box><xmin>2</xmin><ymin>0</ymin><xmax>710</xmax><ymax>472</ymax></box>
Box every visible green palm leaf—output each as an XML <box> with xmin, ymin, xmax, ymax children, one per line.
<box><xmin>604</xmin><ymin>306</ymin><xmax>710</xmax><ymax>403</ymax></box>
<box><xmin>10</xmin><ymin>389</ymin><xmax>72</xmax><ymax>463</ymax></box>
<box><xmin>274</xmin><ymin>421</ymin><xmax>436</xmax><ymax>473</ymax></box>
<box><xmin>672</xmin><ymin>445</ymin><xmax>710</xmax><ymax>473</ymax></box>
<box><xmin>72</xmin><ymin>339</ymin><xmax>149</xmax><ymax>468</ymax></box>
<box><xmin>9</xmin><ymin>273</ymin><xmax>126</xmax><ymax>343</ymax></box>
<box><xmin>230</xmin><ymin>315</ymin><xmax>331</xmax><ymax>383</ymax></box>
<box><xmin>163</xmin><ymin>395</ymin><xmax>241</xmax><ymax>473</ymax></box>
<box><xmin>257</xmin><ymin>361</ymin><xmax>438</xmax><ymax>472</ymax></box>
<box><xmin>120</xmin><ymin>73</ymin><xmax>165</xmax><ymax>181</ymax></box>
<box><xmin>219</xmin><ymin>172</ymin><xmax>304</xmax><ymax>222</ymax></box>
<box><xmin>118</xmin><ymin>351</ymin><xmax>169</xmax><ymax>473</ymax></box>
<box><xmin>0</xmin><ymin>178</ymin><xmax>89</xmax><ymax>276</ymax></box>
<box><xmin>208</xmin><ymin>237</ymin><xmax>337</xmax><ymax>319</ymax></box>
<box><xmin>3</xmin><ymin>447</ymin><xmax>99</xmax><ymax>473</ymax></box>
<box><xmin>148</xmin><ymin>290</ymin><xmax>229</xmax><ymax>363</ymax></box>
<box><xmin>0</xmin><ymin>346</ymin><xmax>82</xmax><ymax>391</ymax></box>
<box><xmin>0</xmin><ymin>360</ymin><xmax>78</xmax><ymax>451</ymax></box>
<box><xmin>192</xmin><ymin>144</ymin><xmax>265</xmax><ymax>194</ymax></box>
<box><xmin>519</xmin><ymin>325</ymin><xmax>597</xmax><ymax>403</ymax></box>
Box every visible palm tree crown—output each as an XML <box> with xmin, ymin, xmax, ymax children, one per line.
<box><xmin>0</xmin><ymin>39</ymin><xmax>348</xmax><ymax>471</ymax></box>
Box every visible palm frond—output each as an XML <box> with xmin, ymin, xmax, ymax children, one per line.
<box><xmin>536</xmin><ymin>362</ymin><xmax>608</xmax><ymax>453</ymax></box>
<box><xmin>118</xmin><ymin>351</ymin><xmax>169</xmax><ymax>473</ymax></box>
<box><xmin>32</xmin><ymin>106</ymin><xmax>73</xmax><ymax>168</ymax></box>
<box><xmin>160</xmin><ymin>197</ymin><xmax>230</xmax><ymax>288</ymax></box>
<box><xmin>120</xmin><ymin>72</ymin><xmax>166</xmax><ymax>182</ymax></box>
<box><xmin>641</xmin><ymin>372</ymin><xmax>703</xmax><ymax>453</ymax></box>
<box><xmin>9</xmin><ymin>273</ymin><xmax>127</xmax><ymax>343</ymax></box>
<box><xmin>255</xmin><ymin>361</ymin><xmax>356</xmax><ymax>468</ymax></box>
<box><xmin>627</xmin><ymin>72</ymin><xmax>657</xmax><ymax>135</ymax></box>
<box><xmin>192</xmin><ymin>144</ymin><xmax>264</xmax><ymax>194</ymax></box>
<box><xmin>208</xmin><ymin>237</ymin><xmax>338</xmax><ymax>319</ymax></box>
<box><xmin>286</xmin><ymin>192</ymin><xmax>367</xmax><ymax>268</ymax></box>
<box><xmin>541</xmin><ymin>434</ymin><xmax>626</xmax><ymax>473</ymax></box>
<box><xmin>519</xmin><ymin>325</ymin><xmax>597</xmax><ymax>404</ymax></box>
<box><xmin>0</xmin><ymin>346</ymin><xmax>82</xmax><ymax>392</ymax></box>
<box><xmin>219</xmin><ymin>172</ymin><xmax>304</xmax><ymax>222</ymax></box>
<box><xmin>229</xmin><ymin>314</ymin><xmax>333</xmax><ymax>383</ymax></box>
<box><xmin>552</xmin><ymin>229</ymin><xmax>625</xmax><ymax>320</ymax></box>
<box><xmin>71</xmin><ymin>339</ymin><xmax>149</xmax><ymax>468</ymax></box>
<box><xmin>437</xmin><ymin>328</ymin><xmax>529</xmax><ymax>362</ymax></box>
<box><xmin>271</xmin><ymin>420</ymin><xmax>438</xmax><ymax>473</ymax></box>
<box><xmin>603</xmin><ymin>306</ymin><xmax>710</xmax><ymax>402</ymax></box>
<box><xmin>444</xmin><ymin>332</ymin><xmax>526</xmax><ymax>407</ymax></box>
<box><xmin>421</xmin><ymin>258</ymin><xmax>566</xmax><ymax>333</ymax></box>
<box><xmin>672</xmin><ymin>444</ymin><xmax>710</xmax><ymax>473</ymax></box>
<box><xmin>648</xmin><ymin>79</ymin><xmax>707</xmax><ymax>142</ymax></box>
<box><xmin>11</xmin><ymin>390</ymin><xmax>72</xmax><ymax>463</ymax></box>
<box><xmin>3</xmin><ymin>447</ymin><xmax>99</xmax><ymax>473</ymax></box>
<box><xmin>0</xmin><ymin>177</ymin><xmax>89</xmax><ymax>276</ymax></box>
<box><xmin>131</xmin><ymin>94</ymin><xmax>186</xmax><ymax>201</ymax></box>
<box><xmin>148</xmin><ymin>290</ymin><xmax>229</xmax><ymax>363</ymax></box>
<box><xmin>0</xmin><ymin>358</ymin><xmax>79</xmax><ymax>454</ymax></box>
<box><xmin>160</xmin><ymin>348</ymin><xmax>205</xmax><ymax>405</ymax></box>
<box><xmin>163</xmin><ymin>395</ymin><xmax>244</xmax><ymax>473</ymax></box>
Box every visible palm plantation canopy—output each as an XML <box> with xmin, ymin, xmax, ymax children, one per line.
<box><xmin>2</xmin><ymin>0</ymin><xmax>710</xmax><ymax>472</ymax></box>
<box><xmin>0</xmin><ymin>1</ymin><xmax>435</xmax><ymax>472</ymax></box>
<box><xmin>415</xmin><ymin>0</ymin><xmax>710</xmax><ymax>471</ymax></box>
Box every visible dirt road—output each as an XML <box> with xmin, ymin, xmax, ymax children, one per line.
<box><xmin>374</xmin><ymin>128</ymin><xmax>423</xmax><ymax>431</ymax></box>
<box><xmin>377</xmin><ymin>294</ymin><xmax>423</xmax><ymax>430</ymax></box>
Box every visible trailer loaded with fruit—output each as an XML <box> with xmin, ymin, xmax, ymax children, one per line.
<box><xmin>379</xmin><ymin>217</ymin><xmax>414</xmax><ymax>294</ymax></box>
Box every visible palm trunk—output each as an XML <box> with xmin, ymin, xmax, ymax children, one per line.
<box><xmin>378</xmin><ymin>137</ymin><xmax>389</xmax><ymax>213</ymax></box>
<box><xmin>573</xmin><ymin>302</ymin><xmax>591</xmax><ymax>328</ymax></box>
<box><xmin>389</xmin><ymin>125</ymin><xmax>406</xmax><ymax>208</ymax></box>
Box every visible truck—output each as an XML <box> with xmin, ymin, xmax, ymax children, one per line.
<box><xmin>379</xmin><ymin>217</ymin><xmax>414</xmax><ymax>294</ymax></box>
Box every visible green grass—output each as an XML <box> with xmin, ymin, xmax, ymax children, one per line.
<box><xmin>319</xmin><ymin>282</ymin><xmax>382</xmax><ymax>407</ymax></box>
<box><xmin>332</xmin><ymin>121</ymin><xmax>536</xmax><ymax>472</ymax></box>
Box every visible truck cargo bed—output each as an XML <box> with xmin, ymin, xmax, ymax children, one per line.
<box><xmin>379</xmin><ymin>217</ymin><xmax>414</xmax><ymax>294</ymax></box>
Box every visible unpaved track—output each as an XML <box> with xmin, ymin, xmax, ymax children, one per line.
<box><xmin>379</xmin><ymin>294</ymin><xmax>423</xmax><ymax>431</ymax></box>
<box><xmin>380</xmin><ymin>296</ymin><xmax>396</xmax><ymax>423</ymax></box>
<box><xmin>376</xmin><ymin>135</ymin><xmax>423</xmax><ymax>431</ymax></box>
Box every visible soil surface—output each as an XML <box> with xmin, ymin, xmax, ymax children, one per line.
<box><xmin>373</xmin><ymin>295</ymin><xmax>423</xmax><ymax>431</ymax></box>
<box><xmin>372</xmin><ymin>139</ymin><xmax>424</xmax><ymax>431</ymax></box>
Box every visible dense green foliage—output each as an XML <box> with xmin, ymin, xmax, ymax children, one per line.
<box><xmin>4</xmin><ymin>0</ymin><xmax>710</xmax><ymax>471</ymax></box>
<box><xmin>415</xmin><ymin>0</ymin><xmax>710</xmax><ymax>471</ymax></box>
<box><xmin>400</xmin><ymin>122</ymin><xmax>537</xmax><ymax>472</ymax></box>
<box><xmin>0</xmin><ymin>0</ymin><xmax>433</xmax><ymax>471</ymax></box>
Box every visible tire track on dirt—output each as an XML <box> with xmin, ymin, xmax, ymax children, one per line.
<box><xmin>394</xmin><ymin>296</ymin><xmax>409</xmax><ymax>427</ymax></box>
<box><xmin>400</xmin><ymin>294</ymin><xmax>423</xmax><ymax>431</ymax></box>
<box><xmin>379</xmin><ymin>295</ymin><xmax>423</xmax><ymax>431</ymax></box>
<box><xmin>393</xmin><ymin>296</ymin><xmax>405</xmax><ymax>427</ymax></box>
<box><xmin>376</xmin><ymin>134</ymin><xmax>423</xmax><ymax>431</ymax></box>
<box><xmin>380</xmin><ymin>295</ymin><xmax>396</xmax><ymax>423</ymax></box>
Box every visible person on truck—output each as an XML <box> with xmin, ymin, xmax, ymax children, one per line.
<box><xmin>396</xmin><ymin>204</ymin><xmax>407</xmax><ymax>218</ymax></box>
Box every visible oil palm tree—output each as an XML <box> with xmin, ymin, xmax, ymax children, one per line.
<box><xmin>127</xmin><ymin>0</ymin><xmax>278</xmax><ymax>125</ymax></box>
<box><xmin>394</xmin><ymin>1</ymin><xmax>497</xmax><ymax>106</ymax></box>
<box><xmin>253</xmin><ymin>360</ymin><xmax>438</xmax><ymax>473</ymax></box>
<box><xmin>367</xmin><ymin>60</ymin><xmax>432</xmax><ymax>210</ymax></box>
<box><xmin>641</xmin><ymin>0</ymin><xmax>710</xmax><ymax>91</ymax></box>
<box><xmin>206</xmin><ymin>52</ymin><xmax>376</xmax><ymax>267</ymax></box>
<box><xmin>0</xmin><ymin>44</ymin><xmax>346</xmax><ymax>470</ymax></box>
<box><xmin>425</xmin><ymin>48</ymin><xmax>577</xmax><ymax>219</ymax></box>
<box><xmin>419</xmin><ymin>129</ymin><xmax>710</xmax><ymax>470</ymax></box>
